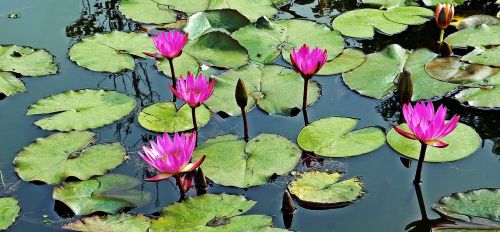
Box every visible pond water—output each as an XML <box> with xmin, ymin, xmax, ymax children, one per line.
<box><xmin>0</xmin><ymin>0</ymin><xmax>499</xmax><ymax>231</ymax></box>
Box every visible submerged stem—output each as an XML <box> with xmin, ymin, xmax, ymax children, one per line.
<box><xmin>168</xmin><ymin>58</ymin><xmax>177</xmax><ymax>102</ymax></box>
<box><xmin>241</xmin><ymin>106</ymin><xmax>249</xmax><ymax>142</ymax></box>
<box><xmin>414</xmin><ymin>142</ymin><xmax>428</xmax><ymax>185</ymax></box>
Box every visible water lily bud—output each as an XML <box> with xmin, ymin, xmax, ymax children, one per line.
<box><xmin>435</xmin><ymin>3</ymin><xmax>454</xmax><ymax>29</ymax></box>
<box><xmin>235</xmin><ymin>79</ymin><xmax>248</xmax><ymax>108</ymax></box>
<box><xmin>281</xmin><ymin>190</ymin><xmax>296</xmax><ymax>214</ymax></box>
<box><xmin>397</xmin><ymin>70</ymin><xmax>413</xmax><ymax>104</ymax></box>
<box><xmin>195</xmin><ymin>168</ymin><xmax>208</xmax><ymax>190</ymax></box>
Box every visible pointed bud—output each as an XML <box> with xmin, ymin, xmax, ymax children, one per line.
<box><xmin>195</xmin><ymin>168</ymin><xmax>208</xmax><ymax>190</ymax></box>
<box><xmin>397</xmin><ymin>70</ymin><xmax>413</xmax><ymax>105</ymax></box>
<box><xmin>235</xmin><ymin>79</ymin><xmax>248</xmax><ymax>108</ymax></box>
<box><xmin>435</xmin><ymin>3</ymin><xmax>454</xmax><ymax>29</ymax></box>
<box><xmin>281</xmin><ymin>190</ymin><xmax>296</xmax><ymax>214</ymax></box>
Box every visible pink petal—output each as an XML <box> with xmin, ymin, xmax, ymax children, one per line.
<box><xmin>393</xmin><ymin>125</ymin><xmax>418</xmax><ymax>140</ymax></box>
<box><xmin>144</xmin><ymin>172</ymin><xmax>174</xmax><ymax>182</ymax></box>
<box><xmin>423</xmin><ymin>139</ymin><xmax>448</xmax><ymax>148</ymax></box>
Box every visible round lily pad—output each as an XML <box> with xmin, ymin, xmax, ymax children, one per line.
<box><xmin>0</xmin><ymin>45</ymin><xmax>58</xmax><ymax>76</ymax></box>
<box><xmin>422</xmin><ymin>0</ymin><xmax>467</xmax><ymax>6</ymax></box>
<box><xmin>288</xmin><ymin>171</ymin><xmax>364</xmax><ymax>208</ymax></box>
<box><xmin>64</xmin><ymin>214</ymin><xmax>151</xmax><ymax>232</ymax></box>
<box><xmin>462</xmin><ymin>47</ymin><xmax>500</xmax><ymax>67</ymax></box>
<box><xmin>454</xmin><ymin>73</ymin><xmax>500</xmax><ymax>108</ymax></box>
<box><xmin>184</xmin><ymin>9</ymin><xmax>250</xmax><ymax>40</ymax></box>
<box><xmin>387</xmin><ymin>123</ymin><xmax>481</xmax><ymax>162</ymax></box>
<box><xmin>297</xmin><ymin>117</ymin><xmax>385</xmax><ymax>158</ymax></box>
<box><xmin>27</xmin><ymin>89</ymin><xmax>137</xmax><ymax>131</ymax></box>
<box><xmin>433</xmin><ymin>188</ymin><xmax>500</xmax><ymax>226</ymax></box>
<box><xmin>425</xmin><ymin>57</ymin><xmax>498</xmax><ymax>84</ymax></box>
<box><xmin>138</xmin><ymin>102</ymin><xmax>211</xmax><ymax>133</ymax></box>
<box><xmin>13</xmin><ymin>131</ymin><xmax>126</xmax><ymax>184</ymax></box>
<box><xmin>317</xmin><ymin>49</ymin><xmax>366</xmax><ymax>75</ymax></box>
<box><xmin>119</xmin><ymin>0</ymin><xmax>177</xmax><ymax>24</ymax></box>
<box><xmin>192</xmin><ymin>134</ymin><xmax>301</xmax><ymax>188</ymax></box>
<box><xmin>0</xmin><ymin>197</ymin><xmax>20</xmax><ymax>230</ymax></box>
<box><xmin>0</xmin><ymin>71</ymin><xmax>26</xmax><ymax>96</ymax></box>
<box><xmin>332</xmin><ymin>9</ymin><xmax>408</xmax><ymax>39</ymax></box>
<box><xmin>361</xmin><ymin>0</ymin><xmax>407</xmax><ymax>8</ymax></box>
<box><xmin>150</xmin><ymin>194</ymin><xmax>287</xmax><ymax>232</ymax></box>
<box><xmin>69</xmin><ymin>31</ymin><xmax>156</xmax><ymax>73</ymax></box>
<box><xmin>53</xmin><ymin>174</ymin><xmax>151</xmax><ymax>216</ymax></box>
<box><xmin>383</xmin><ymin>7</ymin><xmax>434</xmax><ymax>25</ymax></box>
<box><xmin>445</xmin><ymin>25</ymin><xmax>500</xmax><ymax>48</ymax></box>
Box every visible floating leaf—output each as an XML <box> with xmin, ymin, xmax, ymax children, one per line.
<box><xmin>193</xmin><ymin>134</ymin><xmax>301</xmax><ymax>188</ymax></box>
<box><xmin>204</xmin><ymin>64</ymin><xmax>320</xmax><ymax>116</ymax></box>
<box><xmin>119</xmin><ymin>0</ymin><xmax>177</xmax><ymax>24</ymax></box>
<box><xmin>433</xmin><ymin>189</ymin><xmax>500</xmax><ymax>226</ymax></box>
<box><xmin>0</xmin><ymin>197</ymin><xmax>20</xmax><ymax>230</ymax></box>
<box><xmin>332</xmin><ymin>9</ymin><xmax>408</xmax><ymax>39</ymax></box>
<box><xmin>150</xmin><ymin>194</ymin><xmax>287</xmax><ymax>232</ymax></box>
<box><xmin>0</xmin><ymin>71</ymin><xmax>26</xmax><ymax>96</ymax></box>
<box><xmin>422</xmin><ymin>0</ymin><xmax>467</xmax><ymax>6</ymax></box>
<box><xmin>184</xmin><ymin>9</ymin><xmax>250</xmax><ymax>40</ymax></box>
<box><xmin>445</xmin><ymin>25</ymin><xmax>500</xmax><ymax>48</ymax></box>
<box><xmin>64</xmin><ymin>214</ymin><xmax>151</xmax><ymax>232</ymax></box>
<box><xmin>317</xmin><ymin>49</ymin><xmax>366</xmax><ymax>75</ymax></box>
<box><xmin>425</xmin><ymin>57</ymin><xmax>498</xmax><ymax>84</ymax></box>
<box><xmin>454</xmin><ymin>73</ymin><xmax>500</xmax><ymax>108</ymax></box>
<box><xmin>297</xmin><ymin>117</ymin><xmax>385</xmax><ymax>158</ymax></box>
<box><xmin>288</xmin><ymin>171</ymin><xmax>364</xmax><ymax>208</ymax></box>
<box><xmin>14</xmin><ymin>131</ymin><xmax>125</xmax><ymax>184</ymax></box>
<box><xmin>53</xmin><ymin>174</ymin><xmax>151</xmax><ymax>215</ymax></box>
<box><xmin>387</xmin><ymin>123</ymin><xmax>480</xmax><ymax>162</ymax></box>
<box><xmin>138</xmin><ymin>102</ymin><xmax>211</xmax><ymax>132</ymax></box>
<box><xmin>456</xmin><ymin>15</ymin><xmax>500</xmax><ymax>30</ymax></box>
<box><xmin>361</xmin><ymin>0</ymin><xmax>407</xmax><ymax>8</ymax></box>
<box><xmin>27</xmin><ymin>89</ymin><xmax>136</xmax><ymax>131</ymax></box>
<box><xmin>69</xmin><ymin>31</ymin><xmax>156</xmax><ymax>73</ymax></box>
<box><xmin>155</xmin><ymin>53</ymin><xmax>200</xmax><ymax>78</ymax></box>
<box><xmin>0</xmin><ymin>45</ymin><xmax>57</xmax><ymax>76</ymax></box>
<box><xmin>462</xmin><ymin>47</ymin><xmax>500</xmax><ymax>67</ymax></box>
<box><xmin>384</xmin><ymin>7</ymin><xmax>434</xmax><ymax>25</ymax></box>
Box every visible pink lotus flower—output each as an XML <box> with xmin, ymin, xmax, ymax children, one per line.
<box><xmin>138</xmin><ymin>131</ymin><xmax>205</xmax><ymax>182</ymax></box>
<box><xmin>144</xmin><ymin>30</ymin><xmax>188</xmax><ymax>60</ymax></box>
<box><xmin>394</xmin><ymin>101</ymin><xmax>460</xmax><ymax>148</ymax></box>
<box><xmin>290</xmin><ymin>44</ymin><xmax>328</xmax><ymax>79</ymax></box>
<box><xmin>169</xmin><ymin>72</ymin><xmax>215</xmax><ymax>108</ymax></box>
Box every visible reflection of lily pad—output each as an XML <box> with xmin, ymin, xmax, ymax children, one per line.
<box><xmin>0</xmin><ymin>45</ymin><xmax>58</xmax><ymax>76</ymax></box>
<box><xmin>27</xmin><ymin>89</ymin><xmax>137</xmax><ymax>131</ymax></box>
<box><xmin>119</xmin><ymin>0</ymin><xmax>177</xmax><ymax>24</ymax></box>
<box><xmin>454</xmin><ymin>73</ymin><xmax>500</xmax><ymax>108</ymax></box>
<box><xmin>297</xmin><ymin>117</ymin><xmax>385</xmax><ymax>158</ymax></box>
<box><xmin>138</xmin><ymin>102</ymin><xmax>211</xmax><ymax>132</ymax></box>
<box><xmin>332</xmin><ymin>9</ymin><xmax>408</xmax><ymax>39</ymax></box>
<box><xmin>387</xmin><ymin>123</ymin><xmax>481</xmax><ymax>162</ymax></box>
<box><xmin>425</xmin><ymin>57</ymin><xmax>498</xmax><ymax>84</ymax></box>
<box><xmin>64</xmin><ymin>214</ymin><xmax>151</xmax><ymax>232</ymax></box>
<box><xmin>69</xmin><ymin>31</ymin><xmax>156</xmax><ymax>73</ymax></box>
<box><xmin>384</xmin><ymin>7</ymin><xmax>434</xmax><ymax>25</ymax></box>
<box><xmin>14</xmin><ymin>131</ymin><xmax>125</xmax><ymax>184</ymax></box>
<box><xmin>0</xmin><ymin>71</ymin><xmax>26</xmax><ymax>96</ymax></box>
<box><xmin>205</xmin><ymin>64</ymin><xmax>320</xmax><ymax>116</ymax></box>
<box><xmin>462</xmin><ymin>47</ymin><xmax>500</xmax><ymax>67</ymax></box>
<box><xmin>184</xmin><ymin>9</ymin><xmax>250</xmax><ymax>40</ymax></box>
<box><xmin>433</xmin><ymin>188</ymin><xmax>500</xmax><ymax>226</ymax></box>
<box><xmin>288</xmin><ymin>171</ymin><xmax>364</xmax><ymax>208</ymax></box>
<box><xmin>193</xmin><ymin>134</ymin><xmax>301</xmax><ymax>188</ymax></box>
<box><xmin>0</xmin><ymin>197</ymin><xmax>20</xmax><ymax>230</ymax></box>
<box><xmin>317</xmin><ymin>49</ymin><xmax>366</xmax><ymax>75</ymax></box>
<box><xmin>150</xmin><ymin>194</ymin><xmax>286</xmax><ymax>232</ymax></box>
<box><xmin>422</xmin><ymin>0</ymin><xmax>467</xmax><ymax>6</ymax></box>
<box><xmin>53</xmin><ymin>174</ymin><xmax>151</xmax><ymax>215</ymax></box>
<box><xmin>445</xmin><ymin>25</ymin><xmax>500</xmax><ymax>48</ymax></box>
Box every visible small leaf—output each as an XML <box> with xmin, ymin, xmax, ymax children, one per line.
<box><xmin>119</xmin><ymin>0</ymin><xmax>177</xmax><ymax>24</ymax></box>
<box><xmin>332</xmin><ymin>9</ymin><xmax>408</xmax><ymax>39</ymax></box>
<box><xmin>184</xmin><ymin>9</ymin><xmax>250</xmax><ymax>40</ymax></box>
<box><xmin>384</xmin><ymin>7</ymin><xmax>434</xmax><ymax>25</ymax></box>
<box><xmin>0</xmin><ymin>197</ymin><xmax>20</xmax><ymax>230</ymax></box>
<box><xmin>0</xmin><ymin>71</ymin><xmax>26</xmax><ymax>96</ymax></box>
<box><xmin>138</xmin><ymin>102</ymin><xmax>211</xmax><ymax>132</ymax></box>
<box><xmin>0</xmin><ymin>45</ymin><xmax>57</xmax><ymax>76</ymax></box>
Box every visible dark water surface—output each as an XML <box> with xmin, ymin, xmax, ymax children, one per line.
<box><xmin>0</xmin><ymin>0</ymin><xmax>499</xmax><ymax>231</ymax></box>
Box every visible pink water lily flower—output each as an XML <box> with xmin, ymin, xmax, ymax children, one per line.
<box><xmin>169</xmin><ymin>72</ymin><xmax>215</xmax><ymax>108</ymax></box>
<box><xmin>138</xmin><ymin>131</ymin><xmax>205</xmax><ymax>182</ymax></box>
<box><xmin>144</xmin><ymin>30</ymin><xmax>188</xmax><ymax>60</ymax></box>
<box><xmin>290</xmin><ymin>44</ymin><xmax>328</xmax><ymax>79</ymax></box>
<box><xmin>394</xmin><ymin>101</ymin><xmax>460</xmax><ymax>148</ymax></box>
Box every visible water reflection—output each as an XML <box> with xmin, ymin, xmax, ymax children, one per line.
<box><xmin>278</xmin><ymin>0</ymin><xmax>359</xmax><ymax>22</ymax></box>
<box><xmin>405</xmin><ymin>184</ymin><xmax>447</xmax><ymax>232</ymax></box>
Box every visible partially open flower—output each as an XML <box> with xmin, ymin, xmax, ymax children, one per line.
<box><xmin>169</xmin><ymin>72</ymin><xmax>216</xmax><ymax>108</ymax></box>
<box><xmin>144</xmin><ymin>30</ymin><xmax>188</xmax><ymax>59</ymax></box>
<box><xmin>290</xmin><ymin>44</ymin><xmax>327</xmax><ymax>79</ymax></box>
<box><xmin>435</xmin><ymin>4</ymin><xmax>454</xmax><ymax>29</ymax></box>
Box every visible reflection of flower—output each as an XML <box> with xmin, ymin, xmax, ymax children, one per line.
<box><xmin>290</xmin><ymin>44</ymin><xmax>327</xmax><ymax>79</ymax></box>
<box><xmin>138</xmin><ymin>132</ymin><xmax>205</xmax><ymax>182</ymax></box>
<box><xmin>435</xmin><ymin>4</ymin><xmax>454</xmax><ymax>29</ymax></box>
<box><xmin>394</xmin><ymin>101</ymin><xmax>460</xmax><ymax>148</ymax></box>
<box><xmin>144</xmin><ymin>30</ymin><xmax>188</xmax><ymax>59</ymax></box>
<box><xmin>169</xmin><ymin>72</ymin><xmax>215</xmax><ymax>108</ymax></box>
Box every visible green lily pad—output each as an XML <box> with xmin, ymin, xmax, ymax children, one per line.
<box><xmin>64</xmin><ymin>214</ymin><xmax>151</xmax><ymax>232</ymax></box>
<box><xmin>317</xmin><ymin>49</ymin><xmax>366</xmax><ymax>75</ymax></box>
<box><xmin>425</xmin><ymin>57</ymin><xmax>498</xmax><ymax>84</ymax></box>
<box><xmin>462</xmin><ymin>47</ymin><xmax>500</xmax><ymax>67</ymax></box>
<box><xmin>332</xmin><ymin>9</ymin><xmax>408</xmax><ymax>39</ymax></box>
<box><xmin>433</xmin><ymin>188</ymin><xmax>500</xmax><ymax>226</ymax></box>
<box><xmin>193</xmin><ymin>134</ymin><xmax>301</xmax><ymax>188</ymax></box>
<box><xmin>69</xmin><ymin>31</ymin><xmax>156</xmax><ymax>73</ymax></box>
<box><xmin>422</xmin><ymin>0</ymin><xmax>467</xmax><ymax>6</ymax></box>
<box><xmin>384</xmin><ymin>7</ymin><xmax>434</xmax><ymax>25</ymax></box>
<box><xmin>150</xmin><ymin>194</ymin><xmax>287</xmax><ymax>232</ymax></box>
<box><xmin>387</xmin><ymin>123</ymin><xmax>481</xmax><ymax>162</ymax></box>
<box><xmin>155</xmin><ymin>53</ymin><xmax>200</xmax><ymax>78</ymax></box>
<box><xmin>0</xmin><ymin>197</ymin><xmax>20</xmax><ymax>230</ymax></box>
<box><xmin>457</xmin><ymin>15</ymin><xmax>500</xmax><ymax>30</ymax></box>
<box><xmin>13</xmin><ymin>131</ymin><xmax>125</xmax><ymax>184</ymax></box>
<box><xmin>445</xmin><ymin>25</ymin><xmax>500</xmax><ymax>48</ymax></box>
<box><xmin>297</xmin><ymin>117</ymin><xmax>385</xmax><ymax>158</ymax></box>
<box><xmin>53</xmin><ymin>174</ymin><xmax>151</xmax><ymax>215</ymax></box>
<box><xmin>119</xmin><ymin>0</ymin><xmax>177</xmax><ymax>24</ymax></box>
<box><xmin>361</xmin><ymin>0</ymin><xmax>407</xmax><ymax>8</ymax></box>
<box><xmin>27</xmin><ymin>89</ymin><xmax>136</xmax><ymax>131</ymax></box>
<box><xmin>288</xmin><ymin>171</ymin><xmax>364</xmax><ymax>208</ymax></box>
<box><xmin>0</xmin><ymin>45</ymin><xmax>57</xmax><ymax>76</ymax></box>
<box><xmin>0</xmin><ymin>71</ymin><xmax>26</xmax><ymax>96</ymax></box>
<box><xmin>184</xmin><ymin>9</ymin><xmax>250</xmax><ymax>40</ymax></box>
<box><xmin>454</xmin><ymin>73</ymin><xmax>500</xmax><ymax>108</ymax></box>
<box><xmin>138</xmin><ymin>102</ymin><xmax>211</xmax><ymax>132</ymax></box>
<box><xmin>205</xmin><ymin>64</ymin><xmax>320</xmax><ymax>116</ymax></box>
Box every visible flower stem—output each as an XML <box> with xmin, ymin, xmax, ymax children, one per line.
<box><xmin>174</xmin><ymin>174</ymin><xmax>185</xmax><ymax>200</ymax></box>
<box><xmin>302</xmin><ymin>78</ymin><xmax>309</xmax><ymax>125</ymax></box>
<box><xmin>414</xmin><ymin>142</ymin><xmax>428</xmax><ymax>185</ymax></box>
<box><xmin>414</xmin><ymin>183</ymin><xmax>428</xmax><ymax>220</ymax></box>
<box><xmin>168</xmin><ymin>58</ymin><xmax>177</xmax><ymax>102</ymax></box>
<box><xmin>191</xmin><ymin>106</ymin><xmax>198</xmax><ymax>132</ymax></box>
<box><xmin>240</xmin><ymin>106</ymin><xmax>249</xmax><ymax>142</ymax></box>
<box><xmin>438</xmin><ymin>29</ymin><xmax>445</xmax><ymax>49</ymax></box>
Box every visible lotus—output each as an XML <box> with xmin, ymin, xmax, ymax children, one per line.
<box><xmin>435</xmin><ymin>4</ymin><xmax>454</xmax><ymax>46</ymax></box>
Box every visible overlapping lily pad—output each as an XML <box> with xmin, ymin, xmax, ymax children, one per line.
<box><xmin>68</xmin><ymin>31</ymin><xmax>156</xmax><ymax>73</ymax></box>
<box><xmin>297</xmin><ymin>117</ymin><xmax>385</xmax><ymax>158</ymax></box>
<box><xmin>119</xmin><ymin>0</ymin><xmax>177</xmax><ymax>24</ymax></box>
<box><xmin>422</xmin><ymin>0</ymin><xmax>467</xmax><ymax>6</ymax></box>
<box><xmin>433</xmin><ymin>188</ymin><xmax>500</xmax><ymax>226</ymax></box>
<box><xmin>462</xmin><ymin>47</ymin><xmax>500</xmax><ymax>67</ymax></box>
<box><xmin>53</xmin><ymin>174</ymin><xmax>151</xmax><ymax>215</ymax></box>
<box><xmin>454</xmin><ymin>73</ymin><xmax>500</xmax><ymax>108</ymax></box>
<box><xmin>205</xmin><ymin>64</ymin><xmax>320</xmax><ymax>116</ymax></box>
<box><xmin>0</xmin><ymin>197</ymin><xmax>20</xmax><ymax>230</ymax></box>
<box><xmin>425</xmin><ymin>57</ymin><xmax>498</xmax><ymax>84</ymax></box>
<box><xmin>184</xmin><ymin>9</ymin><xmax>250</xmax><ymax>40</ymax></box>
<box><xmin>138</xmin><ymin>102</ymin><xmax>211</xmax><ymax>132</ymax></box>
<box><xmin>444</xmin><ymin>25</ymin><xmax>500</xmax><ymax>48</ymax></box>
<box><xmin>361</xmin><ymin>0</ymin><xmax>408</xmax><ymax>8</ymax></box>
<box><xmin>13</xmin><ymin>131</ymin><xmax>126</xmax><ymax>184</ymax></box>
<box><xmin>387</xmin><ymin>123</ymin><xmax>481</xmax><ymax>162</ymax></box>
<box><xmin>456</xmin><ymin>15</ymin><xmax>500</xmax><ymax>30</ymax></box>
<box><xmin>192</xmin><ymin>134</ymin><xmax>301</xmax><ymax>188</ymax></box>
<box><xmin>150</xmin><ymin>194</ymin><xmax>287</xmax><ymax>232</ymax></box>
<box><xmin>64</xmin><ymin>214</ymin><xmax>151</xmax><ymax>232</ymax></box>
<box><xmin>0</xmin><ymin>71</ymin><xmax>26</xmax><ymax>96</ymax></box>
<box><xmin>332</xmin><ymin>9</ymin><xmax>408</xmax><ymax>39</ymax></box>
<box><xmin>27</xmin><ymin>89</ymin><xmax>136</xmax><ymax>131</ymax></box>
<box><xmin>317</xmin><ymin>49</ymin><xmax>366</xmax><ymax>75</ymax></box>
<box><xmin>384</xmin><ymin>7</ymin><xmax>434</xmax><ymax>25</ymax></box>
<box><xmin>288</xmin><ymin>171</ymin><xmax>364</xmax><ymax>208</ymax></box>
<box><xmin>155</xmin><ymin>53</ymin><xmax>200</xmax><ymax>78</ymax></box>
